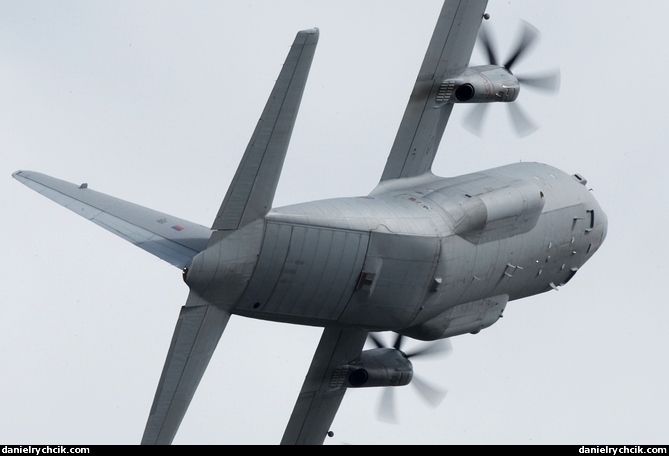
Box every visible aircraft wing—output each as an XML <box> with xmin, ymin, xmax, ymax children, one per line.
<box><xmin>12</xmin><ymin>170</ymin><xmax>211</xmax><ymax>269</ymax></box>
<box><xmin>380</xmin><ymin>0</ymin><xmax>488</xmax><ymax>182</ymax></box>
<box><xmin>281</xmin><ymin>328</ymin><xmax>368</xmax><ymax>445</ymax></box>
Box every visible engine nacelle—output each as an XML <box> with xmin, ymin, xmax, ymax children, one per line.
<box><xmin>333</xmin><ymin>348</ymin><xmax>413</xmax><ymax>389</ymax></box>
<box><xmin>438</xmin><ymin>65</ymin><xmax>520</xmax><ymax>104</ymax></box>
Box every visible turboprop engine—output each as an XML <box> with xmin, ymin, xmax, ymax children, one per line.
<box><xmin>439</xmin><ymin>65</ymin><xmax>520</xmax><ymax>104</ymax></box>
<box><xmin>334</xmin><ymin>348</ymin><xmax>413</xmax><ymax>389</ymax></box>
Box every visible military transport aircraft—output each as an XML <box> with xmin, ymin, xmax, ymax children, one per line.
<box><xmin>13</xmin><ymin>0</ymin><xmax>607</xmax><ymax>445</ymax></box>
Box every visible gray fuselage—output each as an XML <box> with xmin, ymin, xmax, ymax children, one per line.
<box><xmin>186</xmin><ymin>162</ymin><xmax>607</xmax><ymax>341</ymax></box>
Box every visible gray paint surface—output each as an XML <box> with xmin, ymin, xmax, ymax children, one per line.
<box><xmin>5</xmin><ymin>0</ymin><xmax>662</xmax><ymax>447</ymax></box>
<box><xmin>11</xmin><ymin>1</ymin><xmax>608</xmax><ymax>445</ymax></box>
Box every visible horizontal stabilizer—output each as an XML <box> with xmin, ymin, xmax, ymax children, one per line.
<box><xmin>13</xmin><ymin>170</ymin><xmax>212</xmax><ymax>269</ymax></box>
<box><xmin>142</xmin><ymin>295</ymin><xmax>231</xmax><ymax>445</ymax></box>
<box><xmin>212</xmin><ymin>28</ymin><xmax>319</xmax><ymax>231</ymax></box>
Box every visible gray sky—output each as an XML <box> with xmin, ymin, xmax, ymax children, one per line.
<box><xmin>2</xmin><ymin>0</ymin><xmax>667</xmax><ymax>445</ymax></box>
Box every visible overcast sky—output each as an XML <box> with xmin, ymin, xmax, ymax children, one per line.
<box><xmin>2</xmin><ymin>0</ymin><xmax>667</xmax><ymax>445</ymax></box>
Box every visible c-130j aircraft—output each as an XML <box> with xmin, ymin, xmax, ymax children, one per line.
<box><xmin>13</xmin><ymin>0</ymin><xmax>607</xmax><ymax>445</ymax></box>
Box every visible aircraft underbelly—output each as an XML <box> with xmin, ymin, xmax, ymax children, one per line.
<box><xmin>337</xmin><ymin>231</ymin><xmax>441</xmax><ymax>329</ymax></box>
<box><xmin>234</xmin><ymin>221</ymin><xmax>369</xmax><ymax>323</ymax></box>
<box><xmin>232</xmin><ymin>164</ymin><xmax>606</xmax><ymax>332</ymax></box>
<box><xmin>403</xmin><ymin>203</ymin><xmax>604</xmax><ymax>340</ymax></box>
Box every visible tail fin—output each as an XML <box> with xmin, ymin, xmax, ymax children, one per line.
<box><xmin>12</xmin><ymin>170</ymin><xmax>211</xmax><ymax>269</ymax></box>
<box><xmin>13</xmin><ymin>29</ymin><xmax>320</xmax><ymax>267</ymax></box>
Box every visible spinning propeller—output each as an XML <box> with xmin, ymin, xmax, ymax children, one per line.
<box><xmin>464</xmin><ymin>20</ymin><xmax>561</xmax><ymax>137</ymax></box>
<box><xmin>368</xmin><ymin>333</ymin><xmax>452</xmax><ymax>424</ymax></box>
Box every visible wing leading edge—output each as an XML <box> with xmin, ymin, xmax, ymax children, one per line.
<box><xmin>379</xmin><ymin>0</ymin><xmax>489</xmax><ymax>183</ymax></box>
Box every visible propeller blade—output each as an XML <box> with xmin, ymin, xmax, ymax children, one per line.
<box><xmin>370</xmin><ymin>334</ymin><xmax>452</xmax><ymax>423</ymax></box>
<box><xmin>462</xmin><ymin>103</ymin><xmax>490</xmax><ymax>137</ymax></box>
<box><xmin>368</xmin><ymin>333</ymin><xmax>385</xmax><ymax>349</ymax></box>
<box><xmin>393</xmin><ymin>333</ymin><xmax>404</xmax><ymax>351</ymax></box>
<box><xmin>478</xmin><ymin>25</ymin><xmax>498</xmax><ymax>66</ymax></box>
<box><xmin>378</xmin><ymin>387</ymin><xmax>398</xmax><ymax>424</ymax></box>
<box><xmin>507</xmin><ymin>102</ymin><xmax>538</xmax><ymax>137</ymax></box>
<box><xmin>504</xmin><ymin>20</ymin><xmax>540</xmax><ymax>71</ymax></box>
<box><xmin>403</xmin><ymin>339</ymin><xmax>452</xmax><ymax>360</ymax></box>
<box><xmin>411</xmin><ymin>375</ymin><xmax>448</xmax><ymax>408</ymax></box>
<box><xmin>517</xmin><ymin>70</ymin><xmax>561</xmax><ymax>93</ymax></box>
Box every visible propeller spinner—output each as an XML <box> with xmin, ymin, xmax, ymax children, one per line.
<box><xmin>463</xmin><ymin>20</ymin><xmax>560</xmax><ymax>137</ymax></box>
<box><xmin>368</xmin><ymin>333</ymin><xmax>452</xmax><ymax>424</ymax></box>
